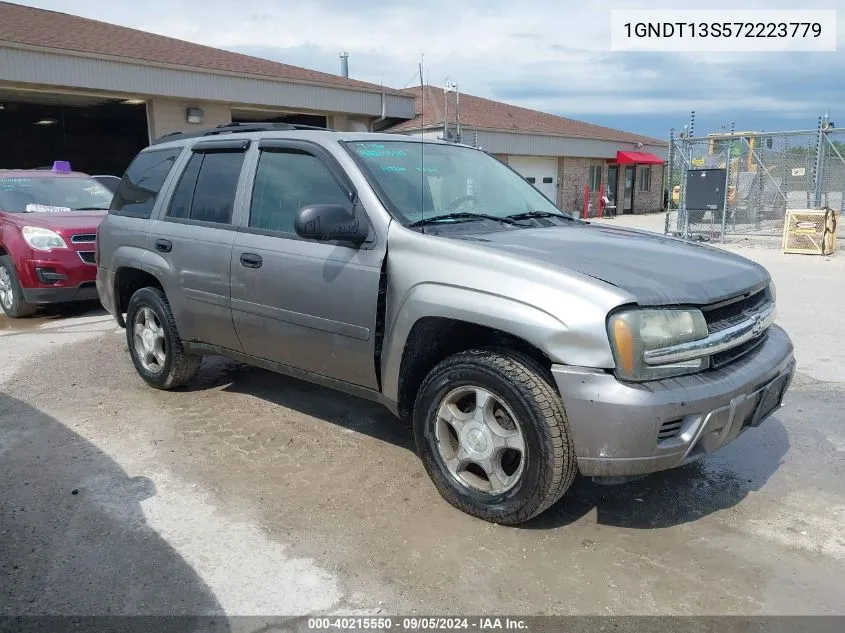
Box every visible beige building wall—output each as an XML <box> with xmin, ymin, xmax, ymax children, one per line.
<box><xmin>331</xmin><ymin>114</ymin><xmax>372</xmax><ymax>131</ymax></box>
<box><xmin>146</xmin><ymin>98</ymin><xmax>231</xmax><ymax>141</ymax></box>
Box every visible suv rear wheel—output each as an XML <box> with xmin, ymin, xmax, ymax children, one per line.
<box><xmin>125</xmin><ymin>287</ymin><xmax>201</xmax><ymax>389</ymax></box>
<box><xmin>0</xmin><ymin>256</ymin><xmax>36</xmax><ymax>318</ymax></box>
<box><xmin>413</xmin><ymin>349</ymin><xmax>577</xmax><ymax>524</ymax></box>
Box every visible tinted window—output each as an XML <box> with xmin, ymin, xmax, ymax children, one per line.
<box><xmin>249</xmin><ymin>150</ymin><xmax>350</xmax><ymax>234</ymax></box>
<box><xmin>166</xmin><ymin>150</ymin><xmax>245</xmax><ymax>225</ymax></box>
<box><xmin>110</xmin><ymin>148</ymin><xmax>181</xmax><ymax>218</ymax></box>
<box><xmin>166</xmin><ymin>153</ymin><xmax>202</xmax><ymax>220</ymax></box>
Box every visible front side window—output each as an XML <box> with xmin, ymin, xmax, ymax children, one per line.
<box><xmin>249</xmin><ymin>149</ymin><xmax>350</xmax><ymax>234</ymax></box>
<box><xmin>347</xmin><ymin>141</ymin><xmax>567</xmax><ymax>226</ymax></box>
<box><xmin>110</xmin><ymin>147</ymin><xmax>181</xmax><ymax>218</ymax></box>
<box><xmin>0</xmin><ymin>176</ymin><xmax>114</xmax><ymax>213</ymax></box>
<box><xmin>166</xmin><ymin>150</ymin><xmax>245</xmax><ymax>225</ymax></box>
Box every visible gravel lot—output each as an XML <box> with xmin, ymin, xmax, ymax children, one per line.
<box><xmin>2</xmin><ymin>215</ymin><xmax>843</xmax><ymax>619</ymax></box>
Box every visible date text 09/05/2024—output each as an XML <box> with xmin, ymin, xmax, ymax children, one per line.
<box><xmin>307</xmin><ymin>617</ymin><xmax>528</xmax><ymax>631</ymax></box>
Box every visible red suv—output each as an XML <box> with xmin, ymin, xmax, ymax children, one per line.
<box><xmin>0</xmin><ymin>163</ymin><xmax>113</xmax><ymax>317</ymax></box>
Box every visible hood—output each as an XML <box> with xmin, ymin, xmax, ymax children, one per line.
<box><xmin>2</xmin><ymin>210</ymin><xmax>107</xmax><ymax>234</ymax></box>
<box><xmin>464</xmin><ymin>222</ymin><xmax>769</xmax><ymax>306</ymax></box>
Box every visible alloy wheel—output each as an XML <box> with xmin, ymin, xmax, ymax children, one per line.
<box><xmin>434</xmin><ymin>386</ymin><xmax>526</xmax><ymax>494</ymax></box>
<box><xmin>0</xmin><ymin>265</ymin><xmax>14</xmax><ymax>311</ymax></box>
<box><xmin>133</xmin><ymin>307</ymin><xmax>167</xmax><ymax>373</ymax></box>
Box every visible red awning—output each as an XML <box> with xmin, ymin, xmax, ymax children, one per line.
<box><xmin>615</xmin><ymin>151</ymin><xmax>664</xmax><ymax>165</ymax></box>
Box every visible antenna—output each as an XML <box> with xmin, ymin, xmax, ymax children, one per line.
<box><xmin>419</xmin><ymin>57</ymin><xmax>426</xmax><ymax>234</ymax></box>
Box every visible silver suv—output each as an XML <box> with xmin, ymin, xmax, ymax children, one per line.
<box><xmin>96</xmin><ymin>123</ymin><xmax>796</xmax><ymax>524</ymax></box>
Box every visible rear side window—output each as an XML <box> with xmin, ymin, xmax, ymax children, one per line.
<box><xmin>166</xmin><ymin>150</ymin><xmax>245</xmax><ymax>225</ymax></box>
<box><xmin>110</xmin><ymin>147</ymin><xmax>181</xmax><ymax>218</ymax></box>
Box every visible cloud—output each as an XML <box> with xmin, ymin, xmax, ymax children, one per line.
<box><xmin>14</xmin><ymin>0</ymin><xmax>845</xmax><ymax>137</ymax></box>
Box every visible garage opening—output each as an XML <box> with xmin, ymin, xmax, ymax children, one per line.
<box><xmin>0</xmin><ymin>91</ymin><xmax>148</xmax><ymax>176</ymax></box>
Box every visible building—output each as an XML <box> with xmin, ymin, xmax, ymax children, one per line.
<box><xmin>0</xmin><ymin>2</ymin><xmax>415</xmax><ymax>175</ymax></box>
<box><xmin>387</xmin><ymin>86</ymin><xmax>668</xmax><ymax>215</ymax></box>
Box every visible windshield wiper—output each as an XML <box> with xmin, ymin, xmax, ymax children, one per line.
<box><xmin>408</xmin><ymin>212</ymin><xmax>524</xmax><ymax>227</ymax></box>
<box><xmin>72</xmin><ymin>206</ymin><xmax>109</xmax><ymax>211</ymax></box>
<box><xmin>505</xmin><ymin>210</ymin><xmax>576</xmax><ymax>221</ymax></box>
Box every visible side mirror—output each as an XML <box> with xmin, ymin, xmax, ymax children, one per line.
<box><xmin>294</xmin><ymin>204</ymin><xmax>369</xmax><ymax>244</ymax></box>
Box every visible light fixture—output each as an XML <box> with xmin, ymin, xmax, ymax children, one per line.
<box><xmin>34</xmin><ymin>118</ymin><xmax>58</xmax><ymax>126</ymax></box>
<box><xmin>186</xmin><ymin>107</ymin><xmax>204</xmax><ymax>124</ymax></box>
<box><xmin>121</xmin><ymin>98</ymin><xmax>146</xmax><ymax>105</ymax></box>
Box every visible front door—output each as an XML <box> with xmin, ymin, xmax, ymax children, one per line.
<box><xmin>230</xmin><ymin>141</ymin><xmax>384</xmax><ymax>389</ymax></box>
<box><xmin>623</xmin><ymin>165</ymin><xmax>636</xmax><ymax>213</ymax></box>
<box><xmin>606</xmin><ymin>165</ymin><xmax>619</xmax><ymax>207</ymax></box>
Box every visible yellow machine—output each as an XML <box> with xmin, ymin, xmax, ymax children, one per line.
<box><xmin>707</xmin><ymin>131</ymin><xmax>759</xmax><ymax>172</ymax></box>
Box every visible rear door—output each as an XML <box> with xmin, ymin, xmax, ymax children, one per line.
<box><xmin>149</xmin><ymin>139</ymin><xmax>251</xmax><ymax>350</ymax></box>
<box><xmin>230</xmin><ymin>139</ymin><xmax>383</xmax><ymax>389</ymax></box>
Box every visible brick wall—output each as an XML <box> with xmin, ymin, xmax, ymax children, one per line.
<box><xmin>558</xmin><ymin>157</ymin><xmax>607</xmax><ymax>215</ymax></box>
<box><xmin>560</xmin><ymin>161</ymin><xmax>666</xmax><ymax>216</ymax></box>
<box><xmin>631</xmin><ymin>164</ymin><xmax>664</xmax><ymax>213</ymax></box>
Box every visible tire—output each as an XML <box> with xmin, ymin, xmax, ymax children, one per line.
<box><xmin>0</xmin><ymin>255</ymin><xmax>36</xmax><ymax>318</ymax></box>
<box><xmin>413</xmin><ymin>348</ymin><xmax>577</xmax><ymax>525</ymax></box>
<box><xmin>125</xmin><ymin>286</ymin><xmax>201</xmax><ymax>389</ymax></box>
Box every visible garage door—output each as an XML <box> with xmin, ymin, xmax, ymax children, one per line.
<box><xmin>507</xmin><ymin>156</ymin><xmax>558</xmax><ymax>203</ymax></box>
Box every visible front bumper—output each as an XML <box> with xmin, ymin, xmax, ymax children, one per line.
<box><xmin>19</xmin><ymin>248</ymin><xmax>98</xmax><ymax>305</ymax></box>
<box><xmin>552</xmin><ymin>325</ymin><xmax>795</xmax><ymax>477</ymax></box>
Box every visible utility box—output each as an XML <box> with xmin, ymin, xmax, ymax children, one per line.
<box><xmin>685</xmin><ymin>168</ymin><xmax>727</xmax><ymax>211</ymax></box>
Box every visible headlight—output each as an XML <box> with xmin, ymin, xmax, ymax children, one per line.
<box><xmin>608</xmin><ymin>308</ymin><xmax>708</xmax><ymax>381</ymax></box>
<box><xmin>22</xmin><ymin>226</ymin><xmax>68</xmax><ymax>251</ymax></box>
<box><xmin>768</xmin><ymin>280</ymin><xmax>777</xmax><ymax>304</ymax></box>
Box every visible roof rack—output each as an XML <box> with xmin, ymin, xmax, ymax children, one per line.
<box><xmin>151</xmin><ymin>121</ymin><xmax>333</xmax><ymax>145</ymax></box>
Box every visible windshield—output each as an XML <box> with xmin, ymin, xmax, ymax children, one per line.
<box><xmin>0</xmin><ymin>176</ymin><xmax>114</xmax><ymax>213</ymax></box>
<box><xmin>348</xmin><ymin>141</ymin><xmax>570</xmax><ymax>226</ymax></box>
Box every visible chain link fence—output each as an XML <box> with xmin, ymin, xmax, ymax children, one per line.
<box><xmin>665</xmin><ymin>120</ymin><xmax>845</xmax><ymax>242</ymax></box>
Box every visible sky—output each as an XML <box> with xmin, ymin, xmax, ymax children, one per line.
<box><xmin>16</xmin><ymin>0</ymin><xmax>845</xmax><ymax>140</ymax></box>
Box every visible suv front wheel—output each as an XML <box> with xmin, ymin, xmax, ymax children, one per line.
<box><xmin>125</xmin><ymin>287</ymin><xmax>201</xmax><ymax>389</ymax></box>
<box><xmin>413</xmin><ymin>349</ymin><xmax>577</xmax><ymax>524</ymax></box>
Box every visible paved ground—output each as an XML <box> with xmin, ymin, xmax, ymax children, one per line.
<box><xmin>1</xmin><ymin>217</ymin><xmax>844</xmax><ymax>619</ymax></box>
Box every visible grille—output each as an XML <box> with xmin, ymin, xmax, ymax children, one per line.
<box><xmin>711</xmin><ymin>332</ymin><xmax>768</xmax><ymax>369</ymax></box>
<box><xmin>78</xmin><ymin>251</ymin><xmax>96</xmax><ymax>264</ymax></box>
<box><xmin>658</xmin><ymin>418</ymin><xmax>684</xmax><ymax>440</ymax></box>
<box><xmin>71</xmin><ymin>234</ymin><xmax>96</xmax><ymax>243</ymax></box>
<box><xmin>702</xmin><ymin>287</ymin><xmax>771</xmax><ymax>333</ymax></box>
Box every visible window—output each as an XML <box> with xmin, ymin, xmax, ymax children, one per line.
<box><xmin>588</xmin><ymin>165</ymin><xmax>602</xmax><ymax>191</ymax></box>
<box><xmin>350</xmin><ymin>141</ymin><xmax>565</xmax><ymax>225</ymax></box>
<box><xmin>525</xmin><ymin>177</ymin><xmax>536</xmax><ymax>184</ymax></box>
<box><xmin>249</xmin><ymin>149</ymin><xmax>351</xmax><ymax>234</ymax></box>
<box><xmin>166</xmin><ymin>150</ymin><xmax>245</xmax><ymax>225</ymax></box>
<box><xmin>638</xmin><ymin>166</ymin><xmax>652</xmax><ymax>192</ymax></box>
<box><xmin>542</xmin><ymin>177</ymin><xmax>553</xmax><ymax>184</ymax></box>
<box><xmin>0</xmin><ymin>177</ymin><xmax>113</xmax><ymax>213</ymax></box>
<box><xmin>110</xmin><ymin>147</ymin><xmax>181</xmax><ymax>218</ymax></box>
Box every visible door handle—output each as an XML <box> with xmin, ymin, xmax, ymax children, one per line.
<box><xmin>154</xmin><ymin>239</ymin><xmax>172</xmax><ymax>253</ymax></box>
<box><xmin>240</xmin><ymin>253</ymin><xmax>263</xmax><ymax>269</ymax></box>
